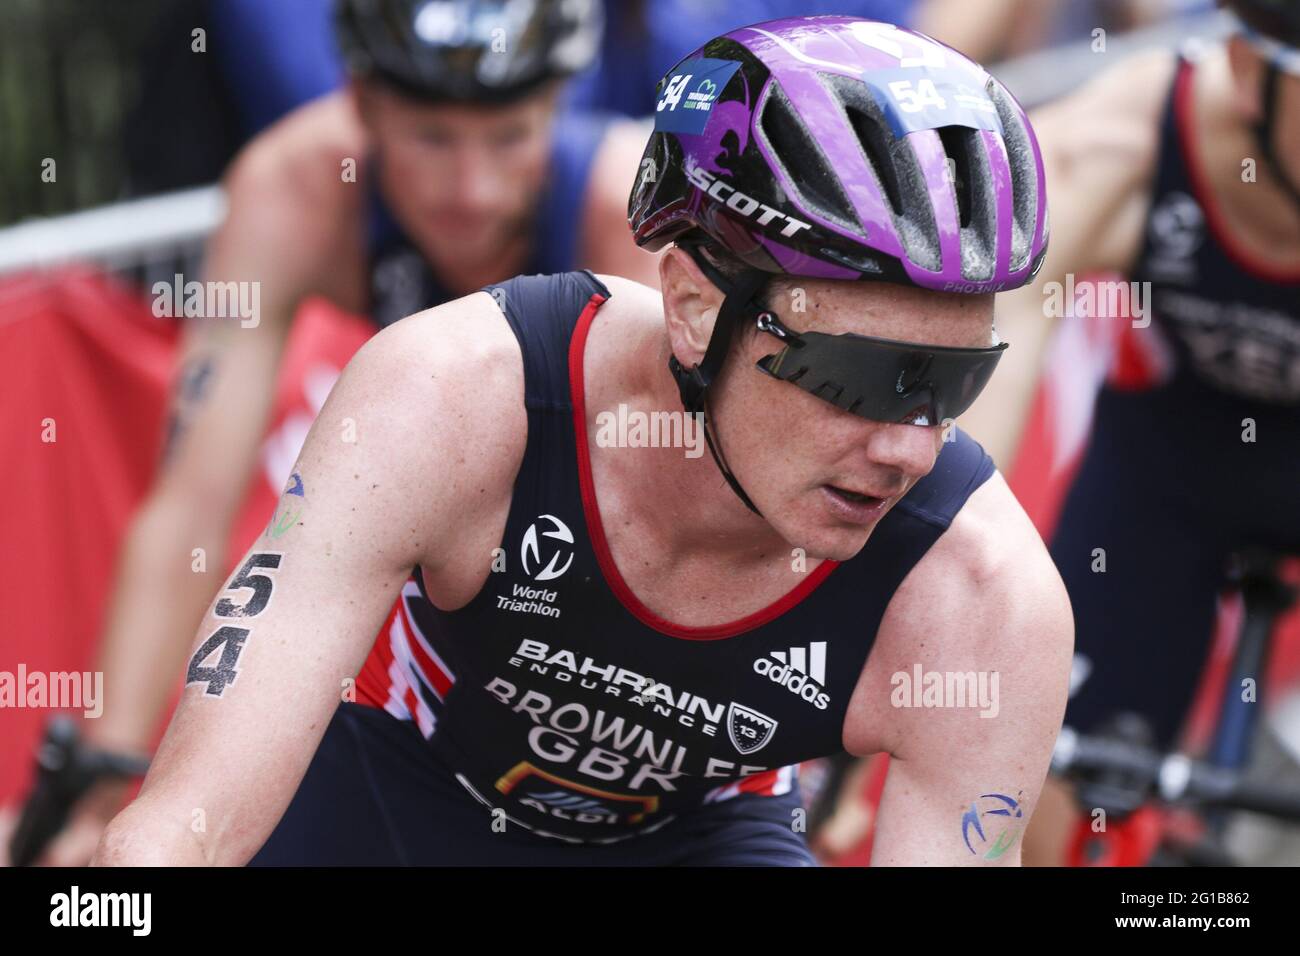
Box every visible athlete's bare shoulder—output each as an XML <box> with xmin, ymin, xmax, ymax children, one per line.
<box><xmin>333</xmin><ymin>291</ymin><xmax>529</xmax><ymax>573</ymax></box>
<box><xmin>583</xmin><ymin>273</ymin><xmax>670</xmax><ymax>355</ymax></box>
<box><xmin>364</xmin><ymin>289</ymin><xmax>527</xmax><ymax>444</ymax></box>
<box><xmin>591</xmin><ymin>273</ymin><xmax>668</xmax><ymax>329</ymax></box>
<box><xmin>1020</xmin><ymin>48</ymin><xmax>1179</xmax><ymax>284</ymax></box>
<box><xmin>217</xmin><ymin>89</ymin><xmax>371</xmax><ymax>254</ymax></box>
<box><xmin>1037</xmin><ymin>48</ymin><xmax>1177</xmax><ymax>197</ymax></box>
<box><xmin>205</xmin><ymin>90</ymin><xmax>372</xmax><ymax>306</ymax></box>
<box><xmin>1066</xmin><ymin>47</ymin><xmax>1177</xmax><ymax>122</ymax></box>
<box><xmin>843</xmin><ymin>469</ymin><xmax>1073</xmax><ymax>757</ymax></box>
<box><xmin>222</xmin><ymin>90</ymin><xmax>370</xmax><ymax>220</ymax></box>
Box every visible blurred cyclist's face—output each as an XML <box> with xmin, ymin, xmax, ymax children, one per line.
<box><xmin>356</xmin><ymin>80</ymin><xmax>558</xmax><ymax>268</ymax></box>
<box><xmin>664</xmin><ymin>255</ymin><xmax>995</xmax><ymax>561</ymax></box>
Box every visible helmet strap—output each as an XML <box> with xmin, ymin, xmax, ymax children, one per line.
<box><xmin>668</xmin><ymin>244</ymin><xmax>770</xmax><ymax>516</ymax></box>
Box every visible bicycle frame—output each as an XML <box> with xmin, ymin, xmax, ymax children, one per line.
<box><xmin>1062</xmin><ymin>550</ymin><xmax>1300</xmax><ymax>867</ymax></box>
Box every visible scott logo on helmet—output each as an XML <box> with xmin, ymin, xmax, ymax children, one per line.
<box><xmin>683</xmin><ymin>158</ymin><xmax>812</xmax><ymax>240</ymax></box>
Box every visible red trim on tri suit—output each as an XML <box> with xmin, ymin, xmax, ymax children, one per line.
<box><xmin>1175</xmin><ymin>58</ymin><xmax>1300</xmax><ymax>284</ymax></box>
<box><xmin>355</xmin><ymin>603</ymin><xmax>399</xmax><ymax>710</ymax></box>
<box><xmin>568</xmin><ymin>292</ymin><xmax>839</xmax><ymax>641</ymax></box>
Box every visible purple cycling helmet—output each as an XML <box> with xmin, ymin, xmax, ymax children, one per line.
<box><xmin>629</xmin><ymin>16</ymin><xmax>1049</xmax><ymax>292</ymax></box>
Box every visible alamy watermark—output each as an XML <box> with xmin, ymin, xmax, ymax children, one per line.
<box><xmin>1043</xmin><ymin>274</ymin><xmax>1151</xmax><ymax>328</ymax></box>
<box><xmin>891</xmin><ymin>664</ymin><xmax>999</xmax><ymax>717</ymax></box>
<box><xmin>0</xmin><ymin>665</ymin><xmax>102</xmax><ymax>718</ymax></box>
<box><xmin>50</xmin><ymin>886</ymin><xmax>150</xmax><ymax>936</ymax></box>
<box><xmin>152</xmin><ymin>274</ymin><xmax>261</xmax><ymax>328</ymax></box>
<box><xmin>594</xmin><ymin>403</ymin><xmax>705</xmax><ymax>459</ymax></box>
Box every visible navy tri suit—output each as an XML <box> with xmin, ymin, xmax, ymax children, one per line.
<box><xmin>251</xmin><ymin>270</ymin><xmax>998</xmax><ymax>865</ymax></box>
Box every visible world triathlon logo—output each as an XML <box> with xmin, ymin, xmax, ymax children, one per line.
<box><xmin>520</xmin><ymin>514</ymin><xmax>575</xmax><ymax>582</ymax></box>
<box><xmin>961</xmin><ymin>791</ymin><xmax>1026</xmax><ymax>860</ymax></box>
<box><xmin>1149</xmin><ymin>190</ymin><xmax>1204</xmax><ymax>262</ymax></box>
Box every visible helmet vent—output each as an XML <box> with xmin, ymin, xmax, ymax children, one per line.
<box><xmin>848</xmin><ymin>106</ymin><xmax>904</xmax><ymax>218</ymax></box>
<box><xmin>938</xmin><ymin>125</ymin><xmax>996</xmax><ymax>282</ymax></box>
<box><xmin>822</xmin><ymin>72</ymin><xmax>941</xmax><ymax>274</ymax></box>
<box><xmin>756</xmin><ymin>82</ymin><xmax>862</xmax><ymax>236</ymax></box>
<box><xmin>985</xmin><ymin>78</ymin><xmax>1038</xmax><ymax>273</ymax></box>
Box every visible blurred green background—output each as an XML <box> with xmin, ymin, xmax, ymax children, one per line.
<box><xmin>0</xmin><ymin>0</ymin><xmax>235</xmax><ymax>226</ymax></box>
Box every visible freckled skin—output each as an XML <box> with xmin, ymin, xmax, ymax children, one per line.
<box><xmin>95</xmin><ymin>274</ymin><xmax>1072</xmax><ymax>868</ymax></box>
<box><xmin>724</xmin><ymin>285</ymin><xmax>994</xmax><ymax>563</ymax></box>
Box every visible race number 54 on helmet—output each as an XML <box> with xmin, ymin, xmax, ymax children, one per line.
<box><xmin>627</xmin><ymin>17</ymin><xmax>1050</xmax><ymax>512</ymax></box>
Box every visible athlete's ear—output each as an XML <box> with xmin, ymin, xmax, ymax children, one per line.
<box><xmin>660</xmin><ymin>246</ymin><xmax>724</xmax><ymax>370</ymax></box>
<box><xmin>1225</xmin><ymin>35</ymin><xmax>1267</xmax><ymax>123</ymax></box>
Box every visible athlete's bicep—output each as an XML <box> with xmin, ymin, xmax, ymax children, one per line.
<box><xmin>856</xmin><ymin>478</ymin><xmax>1073</xmax><ymax>865</ymax></box>
<box><xmin>112</xmin><ymin>299</ymin><xmax>525</xmax><ymax>865</ymax></box>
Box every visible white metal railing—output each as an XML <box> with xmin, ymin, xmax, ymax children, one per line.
<box><xmin>0</xmin><ymin>186</ymin><xmax>224</xmax><ymax>277</ymax></box>
<box><xmin>996</xmin><ymin>9</ymin><xmax>1227</xmax><ymax>107</ymax></box>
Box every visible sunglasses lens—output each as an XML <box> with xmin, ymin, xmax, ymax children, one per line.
<box><xmin>756</xmin><ymin>333</ymin><xmax>1006</xmax><ymax>424</ymax></box>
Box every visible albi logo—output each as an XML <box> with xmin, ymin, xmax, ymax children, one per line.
<box><xmin>521</xmin><ymin>514</ymin><xmax>575</xmax><ymax>582</ymax></box>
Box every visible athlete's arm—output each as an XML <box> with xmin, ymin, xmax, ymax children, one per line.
<box><xmin>92</xmin><ymin>294</ymin><xmax>525</xmax><ymax>866</ymax></box>
<box><xmin>85</xmin><ymin>103</ymin><xmax>367</xmax><ymax>756</ymax></box>
<box><xmin>580</xmin><ymin>119</ymin><xmax>664</xmax><ymax>289</ymax></box>
<box><xmin>845</xmin><ymin>473</ymin><xmax>1073</xmax><ymax>865</ymax></box>
<box><xmin>31</xmin><ymin>104</ymin><xmax>370</xmax><ymax>868</ymax></box>
<box><xmin>957</xmin><ymin>51</ymin><xmax>1174</xmax><ymax>469</ymax></box>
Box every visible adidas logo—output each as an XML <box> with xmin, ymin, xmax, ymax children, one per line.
<box><xmin>753</xmin><ymin>643</ymin><xmax>830</xmax><ymax>710</ymax></box>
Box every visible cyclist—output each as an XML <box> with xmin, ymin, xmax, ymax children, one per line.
<box><xmin>3</xmin><ymin>0</ymin><xmax>664</xmax><ymax>867</ymax></box>
<box><xmin>92</xmin><ymin>16</ymin><xmax>1070</xmax><ymax>866</ymax></box>
<box><xmin>959</xmin><ymin>0</ymin><xmax>1300</xmax><ymax>863</ymax></box>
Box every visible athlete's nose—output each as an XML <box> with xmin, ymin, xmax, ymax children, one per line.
<box><xmin>861</xmin><ymin>420</ymin><xmax>940</xmax><ymax>479</ymax></box>
<box><xmin>447</xmin><ymin>146</ymin><xmax>499</xmax><ymax>212</ymax></box>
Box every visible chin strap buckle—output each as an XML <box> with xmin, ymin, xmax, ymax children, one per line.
<box><xmin>668</xmin><ymin>354</ymin><xmax>709</xmax><ymax>413</ymax></box>
<box><xmin>755</xmin><ymin>310</ymin><xmax>798</xmax><ymax>342</ymax></box>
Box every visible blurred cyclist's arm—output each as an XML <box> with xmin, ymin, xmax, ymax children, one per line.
<box><xmin>92</xmin><ymin>295</ymin><xmax>524</xmax><ymax>865</ymax></box>
<box><xmin>581</xmin><ymin>119</ymin><xmax>663</xmax><ymax>289</ymax></box>
<box><xmin>2</xmin><ymin>102</ymin><xmax>364</xmax><ymax>868</ymax></box>
<box><xmin>91</xmin><ymin>135</ymin><xmax>359</xmax><ymax>759</ymax></box>
<box><xmin>5</xmin><ymin>126</ymin><xmax>368</xmax><ymax>868</ymax></box>
<box><xmin>854</xmin><ymin>474</ymin><xmax>1073</xmax><ymax>865</ymax></box>
<box><xmin>957</xmin><ymin>51</ymin><xmax>1172</xmax><ymax>470</ymax></box>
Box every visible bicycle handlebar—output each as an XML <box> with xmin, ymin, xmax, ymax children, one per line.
<box><xmin>1053</xmin><ymin>725</ymin><xmax>1300</xmax><ymax>824</ymax></box>
<box><xmin>8</xmin><ymin>716</ymin><xmax>150</xmax><ymax>867</ymax></box>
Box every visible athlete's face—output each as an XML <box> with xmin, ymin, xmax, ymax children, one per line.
<box><xmin>663</xmin><ymin>251</ymin><xmax>996</xmax><ymax>562</ymax></box>
<box><xmin>356</xmin><ymin>80</ymin><xmax>558</xmax><ymax>269</ymax></box>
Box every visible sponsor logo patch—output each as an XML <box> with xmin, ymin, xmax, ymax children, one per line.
<box><xmin>655</xmin><ymin>57</ymin><xmax>742</xmax><ymax>134</ymax></box>
<box><xmin>727</xmin><ymin>702</ymin><xmax>778</xmax><ymax>755</ymax></box>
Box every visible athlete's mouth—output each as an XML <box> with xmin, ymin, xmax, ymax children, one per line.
<box><xmin>825</xmin><ymin>484</ymin><xmax>884</xmax><ymax>505</ymax></box>
<box><xmin>820</xmin><ymin>484</ymin><xmax>891</xmax><ymax>525</ymax></box>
